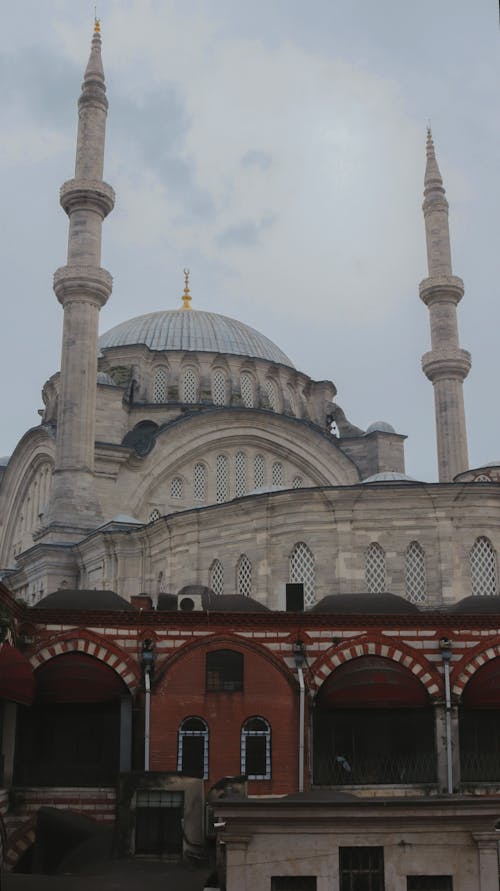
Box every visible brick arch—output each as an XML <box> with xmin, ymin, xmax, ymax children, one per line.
<box><xmin>29</xmin><ymin>628</ymin><xmax>140</xmax><ymax>693</ymax></box>
<box><xmin>310</xmin><ymin>638</ymin><xmax>441</xmax><ymax>699</ymax></box>
<box><xmin>4</xmin><ymin>816</ymin><xmax>36</xmax><ymax>871</ymax></box>
<box><xmin>452</xmin><ymin>642</ymin><xmax>500</xmax><ymax>698</ymax></box>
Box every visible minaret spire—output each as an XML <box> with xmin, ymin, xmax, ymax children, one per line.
<box><xmin>47</xmin><ymin>23</ymin><xmax>115</xmax><ymax>528</ymax></box>
<box><xmin>420</xmin><ymin>129</ymin><xmax>471</xmax><ymax>482</ymax></box>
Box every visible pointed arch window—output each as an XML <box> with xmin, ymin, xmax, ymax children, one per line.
<box><xmin>193</xmin><ymin>463</ymin><xmax>207</xmax><ymax>502</ymax></box>
<box><xmin>241</xmin><ymin>717</ymin><xmax>271</xmax><ymax>780</ymax></box>
<box><xmin>235</xmin><ymin>451</ymin><xmax>247</xmax><ymax>497</ymax></box>
<box><xmin>240</xmin><ymin>373</ymin><xmax>254</xmax><ymax>408</ymax></box>
<box><xmin>471</xmin><ymin>536</ymin><xmax>498</xmax><ymax>596</ymax></box>
<box><xmin>170</xmin><ymin>477</ymin><xmax>184</xmax><ymax>500</ymax></box>
<box><xmin>265</xmin><ymin>379</ymin><xmax>279</xmax><ymax>412</ymax></box>
<box><xmin>210</xmin><ymin>559</ymin><xmax>224</xmax><ymax>595</ymax></box>
<box><xmin>216</xmin><ymin>454</ymin><xmax>229</xmax><ymax>503</ymax></box>
<box><xmin>405</xmin><ymin>541</ymin><xmax>427</xmax><ymax>603</ymax></box>
<box><xmin>287</xmin><ymin>385</ymin><xmax>296</xmax><ymax>416</ymax></box>
<box><xmin>177</xmin><ymin>717</ymin><xmax>208</xmax><ymax>779</ymax></box>
<box><xmin>237</xmin><ymin>554</ymin><xmax>252</xmax><ymax>596</ymax></box>
<box><xmin>365</xmin><ymin>543</ymin><xmax>386</xmax><ymax>594</ymax></box>
<box><xmin>290</xmin><ymin>542</ymin><xmax>315</xmax><ymax>608</ymax></box>
<box><xmin>182</xmin><ymin>368</ymin><xmax>198</xmax><ymax>403</ymax></box>
<box><xmin>212</xmin><ymin>369</ymin><xmax>227</xmax><ymax>405</ymax></box>
<box><xmin>272</xmin><ymin>461</ymin><xmax>284</xmax><ymax>487</ymax></box>
<box><xmin>254</xmin><ymin>454</ymin><xmax>265</xmax><ymax>489</ymax></box>
<box><xmin>153</xmin><ymin>366</ymin><xmax>168</xmax><ymax>403</ymax></box>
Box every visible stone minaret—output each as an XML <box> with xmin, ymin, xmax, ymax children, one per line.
<box><xmin>420</xmin><ymin>129</ymin><xmax>471</xmax><ymax>482</ymax></box>
<box><xmin>48</xmin><ymin>22</ymin><xmax>115</xmax><ymax>528</ymax></box>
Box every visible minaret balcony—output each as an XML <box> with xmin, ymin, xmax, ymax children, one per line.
<box><xmin>53</xmin><ymin>265</ymin><xmax>113</xmax><ymax>308</ymax></box>
<box><xmin>60</xmin><ymin>179</ymin><xmax>115</xmax><ymax>219</ymax></box>
<box><xmin>421</xmin><ymin>348</ymin><xmax>471</xmax><ymax>383</ymax></box>
<box><xmin>419</xmin><ymin>275</ymin><xmax>464</xmax><ymax>307</ymax></box>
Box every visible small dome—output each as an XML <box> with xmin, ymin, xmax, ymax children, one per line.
<box><xmin>362</xmin><ymin>472</ymin><xmax>418</xmax><ymax>483</ymax></box>
<box><xmin>445</xmin><ymin>595</ymin><xmax>500</xmax><ymax>614</ymax></box>
<box><xmin>96</xmin><ymin>371</ymin><xmax>116</xmax><ymax>385</ymax></box>
<box><xmin>310</xmin><ymin>592</ymin><xmax>420</xmax><ymax>614</ymax></box>
<box><xmin>205</xmin><ymin>593</ymin><xmax>270</xmax><ymax>612</ymax></box>
<box><xmin>34</xmin><ymin>589</ymin><xmax>134</xmax><ymax>611</ymax></box>
<box><xmin>365</xmin><ymin>421</ymin><xmax>396</xmax><ymax>435</ymax></box>
<box><xmin>483</xmin><ymin>460</ymin><xmax>500</xmax><ymax>468</ymax></box>
<box><xmin>99</xmin><ymin>308</ymin><xmax>294</xmax><ymax>367</ymax></box>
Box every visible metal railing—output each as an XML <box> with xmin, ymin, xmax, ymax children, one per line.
<box><xmin>460</xmin><ymin>751</ymin><xmax>500</xmax><ymax>783</ymax></box>
<box><xmin>314</xmin><ymin>751</ymin><xmax>436</xmax><ymax>786</ymax></box>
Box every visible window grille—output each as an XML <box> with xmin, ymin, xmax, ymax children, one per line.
<box><xmin>206</xmin><ymin>650</ymin><xmax>243</xmax><ymax>692</ymax></box>
<box><xmin>212</xmin><ymin>369</ymin><xmax>227</xmax><ymax>405</ymax></box>
<box><xmin>177</xmin><ymin>717</ymin><xmax>209</xmax><ymax>779</ymax></box>
<box><xmin>271</xmin><ymin>880</ymin><xmax>317</xmax><ymax>891</ymax></box>
<box><xmin>407</xmin><ymin>879</ymin><xmax>452</xmax><ymax>891</ymax></box>
<box><xmin>241</xmin><ymin>717</ymin><xmax>271</xmax><ymax>779</ymax></box>
<box><xmin>149</xmin><ymin>508</ymin><xmax>161</xmax><ymax>522</ymax></box>
<box><xmin>287</xmin><ymin>385</ymin><xmax>296</xmax><ymax>416</ymax></box>
<box><xmin>272</xmin><ymin>461</ymin><xmax>284</xmax><ymax>487</ymax></box>
<box><xmin>136</xmin><ymin>789</ymin><xmax>183</xmax><ymax>808</ymax></box>
<box><xmin>170</xmin><ymin>477</ymin><xmax>184</xmax><ymax>500</ymax></box>
<box><xmin>254</xmin><ymin>454</ymin><xmax>265</xmax><ymax>489</ymax></box>
<box><xmin>240</xmin><ymin>372</ymin><xmax>254</xmax><ymax>407</ymax></box>
<box><xmin>153</xmin><ymin>366</ymin><xmax>167</xmax><ymax>402</ymax></box>
<box><xmin>365</xmin><ymin>542</ymin><xmax>386</xmax><ymax>594</ymax></box>
<box><xmin>471</xmin><ymin>536</ymin><xmax>498</xmax><ymax>596</ymax></box>
<box><xmin>235</xmin><ymin>451</ymin><xmax>247</xmax><ymax>497</ymax></box>
<box><xmin>474</xmin><ymin>474</ymin><xmax>491</xmax><ymax>482</ymax></box>
<box><xmin>210</xmin><ymin>559</ymin><xmax>224</xmax><ymax>595</ymax></box>
<box><xmin>290</xmin><ymin>542</ymin><xmax>316</xmax><ymax>607</ymax></box>
<box><xmin>266</xmin><ymin>378</ymin><xmax>279</xmax><ymax>412</ymax></box>
<box><xmin>292</xmin><ymin>476</ymin><xmax>303</xmax><ymax>488</ymax></box>
<box><xmin>216</xmin><ymin>455</ymin><xmax>229</xmax><ymax>503</ymax></box>
<box><xmin>183</xmin><ymin>368</ymin><xmax>197</xmax><ymax>403</ymax></box>
<box><xmin>193</xmin><ymin>463</ymin><xmax>206</xmax><ymax>502</ymax></box>
<box><xmin>339</xmin><ymin>847</ymin><xmax>384</xmax><ymax>891</ymax></box>
<box><xmin>237</xmin><ymin>554</ymin><xmax>252</xmax><ymax>596</ymax></box>
<box><xmin>405</xmin><ymin>541</ymin><xmax>427</xmax><ymax>603</ymax></box>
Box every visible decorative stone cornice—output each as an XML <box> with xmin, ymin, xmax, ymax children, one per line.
<box><xmin>60</xmin><ymin>179</ymin><xmax>115</xmax><ymax>218</ymax></box>
<box><xmin>419</xmin><ymin>275</ymin><xmax>464</xmax><ymax>307</ymax></box>
<box><xmin>53</xmin><ymin>265</ymin><xmax>113</xmax><ymax>308</ymax></box>
<box><xmin>421</xmin><ymin>348</ymin><xmax>471</xmax><ymax>383</ymax></box>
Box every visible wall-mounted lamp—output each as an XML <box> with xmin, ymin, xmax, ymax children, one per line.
<box><xmin>439</xmin><ymin>637</ymin><xmax>453</xmax><ymax>661</ymax></box>
<box><xmin>141</xmin><ymin>638</ymin><xmax>155</xmax><ymax>677</ymax></box>
<box><xmin>293</xmin><ymin>638</ymin><xmax>306</xmax><ymax>668</ymax></box>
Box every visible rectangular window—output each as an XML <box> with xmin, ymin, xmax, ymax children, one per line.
<box><xmin>206</xmin><ymin>650</ymin><xmax>243</xmax><ymax>692</ymax></box>
<box><xmin>407</xmin><ymin>879</ymin><xmax>453</xmax><ymax>891</ymax></box>
<box><xmin>135</xmin><ymin>790</ymin><xmax>184</xmax><ymax>857</ymax></box>
<box><xmin>339</xmin><ymin>846</ymin><xmax>385</xmax><ymax>891</ymax></box>
<box><xmin>271</xmin><ymin>878</ymin><xmax>317</xmax><ymax>891</ymax></box>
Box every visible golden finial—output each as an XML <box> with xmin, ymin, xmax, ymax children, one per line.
<box><xmin>181</xmin><ymin>268</ymin><xmax>192</xmax><ymax>310</ymax></box>
<box><xmin>94</xmin><ymin>10</ymin><xmax>101</xmax><ymax>33</ymax></box>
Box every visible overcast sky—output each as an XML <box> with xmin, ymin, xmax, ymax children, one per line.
<box><xmin>1</xmin><ymin>0</ymin><xmax>499</xmax><ymax>481</ymax></box>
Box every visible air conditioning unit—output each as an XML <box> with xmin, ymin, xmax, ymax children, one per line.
<box><xmin>177</xmin><ymin>593</ymin><xmax>203</xmax><ymax>612</ymax></box>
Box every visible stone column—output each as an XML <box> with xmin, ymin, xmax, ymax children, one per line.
<box><xmin>473</xmin><ymin>833</ymin><xmax>499</xmax><ymax>891</ymax></box>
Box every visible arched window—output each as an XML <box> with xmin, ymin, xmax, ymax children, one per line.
<box><xmin>405</xmin><ymin>541</ymin><xmax>427</xmax><ymax>603</ymax></box>
<box><xmin>241</xmin><ymin>717</ymin><xmax>271</xmax><ymax>780</ymax></box>
<box><xmin>216</xmin><ymin>455</ymin><xmax>229</xmax><ymax>503</ymax></box>
<box><xmin>365</xmin><ymin>543</ymin><xmax>386</xmax><ymax>594</ymax></box>
<box><xmin>237</xmin><ymin>554</ymin><xmax>252</xmax><ymax>596</ymax></box>
<box><xmin>290</xmin><ymin>542</ymin><xmax>315</xmax><ymax>608</ymax></box>
<box><xmin>153</xmin><ymin>366</ymin><xmax>168</xmax><ymax>402</ymax></box>
<box><xmin>206</xmin><ymin>650</ymin><xmax>243</xmax><ymax>692</ymax></box>
<box><xmin>240</xmin><ymin>372</ymin><xmax>254</xmax><ymax>408</ymax></box>
<box><xmin>272</xmin><ymin>461</ymin><xmax>284</xmax><ymax>487</ymax></box>
<box><xmin>212</xmin><ymin>369</ymin><xmax>227</xmax><ymax>405</ymax></box>
<box><xmin>177</xmin><ymin>717</ymin><xmax>208</xmax><ymax>779</ymax></box>
<box><xmin>182</xmin><ymin>368</ymin><xmax>198</xmax><ymax>403</ymax></box>
<box><xmin>235</xmin><ymin>451</ymin><xmax>247</xmax><ymax>498</ymax></box>
<box><xmin>254</xmin><ymin>454</ymin><xmax>265</xmax><ymax>489</ymax></box>
<box><xmin>210</xmin><ymin>559</ymin><xmax>224</xmax><ymax>595</ymax></box>
<box><xmin>471</xmin><ymin>536</ymin><xmax>498</xmax><ymax>596</ymax></box>
<box><xmin>149</xmin><ymin>508</ymin><xmax>161</xmax><ymax>522</ymax></box>
<box><xmin>292</xmin><ymin>476</ymin><xmax>303</xmax><ymax>489</ymax></box>
<box><xmin>170</xmin><ymin>477</ymin><xmax>184</xmax><ymax>500</ymax></box>
<box><xmin>287</xmin><ymin>385</ymin><xmax>296</xmax><ymax>416</ymax></box>
<box><xmin>193</xmin><ymin>463</ymin><xmax>206</xmax><ymax>502</ymax></box>
<box><xmin>265</xmin><ymin>379</ymin><xmax>279</xmax><ymax>412</ymax></box>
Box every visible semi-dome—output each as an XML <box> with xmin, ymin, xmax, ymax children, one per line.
<box><xmin>99</xmin><ymin>309</ymin><xmax>294</xmax><ymax>368</ymax></box>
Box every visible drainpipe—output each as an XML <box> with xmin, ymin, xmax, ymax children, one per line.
<box><xmin>440</xmin><ymin>637</ymin><xmax>453</xmax><ymax>794</ymax></box>
<box><xmin>141</xmin><ymin>639</ymin><xmax>155</xmax><ymax>772</ymax></box>
<box><xmin>293</xmin><ymin>640</ymin><xmax>306</xmax><ymax>792</ymax></box>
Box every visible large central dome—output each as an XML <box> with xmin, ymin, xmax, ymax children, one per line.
<box><xmin>99</xmin><ymin>309</ymin><xmax>294</xmax><ymax>368</ymax></box>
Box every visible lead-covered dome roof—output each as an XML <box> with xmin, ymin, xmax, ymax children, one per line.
<box><xmin>99</xmin><ymin>309</ymin><xmax>294</xmax><ymax>368</ymax></box>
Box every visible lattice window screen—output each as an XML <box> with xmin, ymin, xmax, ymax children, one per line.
<box><xmin>237</xmin><ymin>554</ymin><xmax>252</xmax><ymax>596</ymax></box>
<box><xmin>193</xmin><ymin>463</ymin><xmax>206</xmax><ymax>501</ymax></box>
<box><xmin>365</xmin><ymin>542</ymin><xmax>386</xmax><ymax>593</ymax></box>
<box><xmin>292</xmin><ymin>476</ymin><xmax>303</xmax><ymax>489</ymax></box>
<box><xmin>290</xmin><ymin>542</ymin><xmax>316</xmax><ymax>607</ymax></box>
<box><xmin>471</xmin><ymin>536</ymin><xmax>498</xmax><ymax>596</ymax></box>
<box><xmin>235</xmin><ymin>451</ymin><xmax>247</xmax><ymax>497</ymax></box>
<box><xmin>212</xmin><ymin>369</ymin><xmax>227</xmax><ymax>405</ymax></box>
<box><xmin>170</xmin><ymin>477</ymin><xmax>184</xmax><ymax>500</ymax></box>
<box><xmin>254</xmin><ymin>455</ymin><xmax>265</xmax><ymax>489</ymax></box>
<box><xmin>183</xmin><ymin>368</ymin><xmax>197</xmax><ymax>403</ymax></box>
<box><xmin>405</xmin><ymin>541</ymin><xmax>427</xmax><ymax>603</ymax></box>
<box><xmin>149</xmin><ymin>508</ymin><xmax>161</xmax><ymax>522</ymax></box>
<box><xmin>272</xmin><ymin>461</ymin><xmax>284</xmax><ymax>487</ymax></box>
<box><xmin>287</xmin><ymin>386</ymin><xmax>296</xmax><ymax>416</ymax></box>
<box><xmin>240</xmin><ymin>373</ymin><xmax>254</xmax><ymax>408</ymax></box>
<box><xmin>216</xmin><ymin>455</ymin><xmax>229</xmax><ymax>503</ymax></box>
<box><xmin>266</xmin><ymin>379</ymin><xmax>279</xmax><ymax>412</ymax></box>
<box><xmin>153</xmin><ymin>367</ymin><xmax>168</xmax><ymax>402</ymax></box>
<box><xmin>474</xmin><ymin>474</ymin><xmax>491</xmax><ymax>482</ymax></box>
<box><xmin>210</xmin><ymin>559</ymin><xmax>224</xmax><ymax>595</ymax></box>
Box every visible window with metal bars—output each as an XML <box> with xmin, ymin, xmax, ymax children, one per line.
<box><xmin>240</xmin><ymin>372</ymin><xmax>254</xmax><ymax>407</ymax></box>
<box><xmin>271</xmin><ymin>880</ymin><xmax>316</xmax><ymax>891</ymax></box>
<box><xmin>212</xmin><ymin>369</ymin><xmax>227</xmax><ymax>405</ymax></box>
<box><xmin>209</xmin><ymin>559</ymin><xmax>224</xmax><ymax>595</ymax></box>
<box><xmin>206</xmin><ymin>650</ymin><xmax>243</xmax><ymax>692</ymax></box>
<box><xmin>241</xmin><ymin>716</ymin><xmax>271</xmax><ymax>779</ymax></box>
<box><xmin>290</xmin><ymin>542</ymin><xmax>315</xmax><ymax>607</ymax></box>
<box><xmin>365</xmin><ymin>542</ymin><xmax>386</xmax><ymax>593</ymax></box>
<box><xmin>216</xmin><ymin>454</ymin><xmax>229</xmax><ymax>502</ymax></box>
<box><xmin>405</xmin><ymin>541</ymin><xmax>427</xmax><ymax>603</ymax></box>
<box><xmin>177</xmin><ymin>717</ymin><xmax>208</xmax><ymax>779</ymax></box>
<box><xmin>235</xmin><ymin>451</ymin><xmax>247</xmax><ymax>497</ymax></box>
<box><xmin>272</xmin><ymin>461</ymin><xmax>284</xmax><ymax>487</ymax></box>
<box><xmin>471</xmin><ymin>536</ymin><xmax>498</xmax><ymax>596</ymax></box>
<box><xmin>237</xmin><ymin>554</ymin><xmax>252</xmax><ymax>596</ymax></box>
<box><xmin>193</xmin><ymin>463</ymin><xmax>206</xmax><ymax>502</ymax></box>
<box><xmin>254</xmin><ymin>454</ymin><xmax>265</xmax><ymax>489</ymax></box>
<box><xmin>407</xmin><ymin>879</ymin><xmax>452</xmax><ymax>891</ymax></box>
<box><xmin>152</xmin><ymin>366</ymin><xmax>168</xmax><ymax>402</ymax></box>
<box><xmin>339</xmin><ymin>846</ymin><xmax>385</xmax><ymax>891</ymax></box>
<box><xmin>182</xmin><ymin>367</ymin><xmax>198</xmax><ymax>403</ymax></box>
<box><xmin>170</xmin><ymin>477</ymin><xmax>184</xmax><ymax>500</ymax></box>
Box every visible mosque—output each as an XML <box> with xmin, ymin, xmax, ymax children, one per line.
<box><xmin>0</xmin><ymin>23</ymin><xmax>500</xmax><ymax>891</ymax></box>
